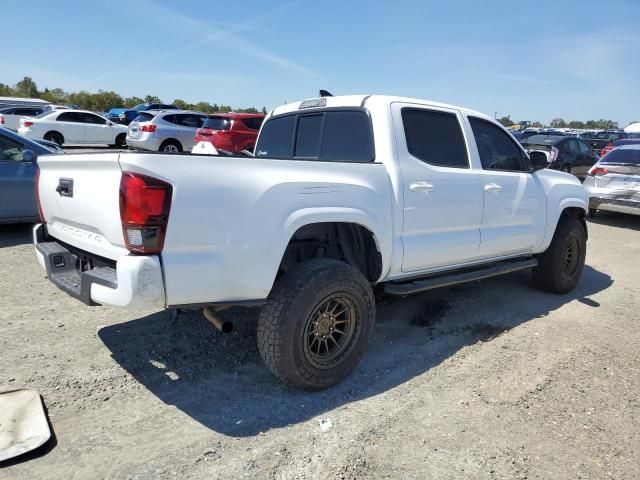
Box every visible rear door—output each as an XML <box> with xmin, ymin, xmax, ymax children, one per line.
<box><xmin>392</xmin><ymin>103</ymin><xmax>483</xmax><ymax>271</ymax></box>
<box><xmin>0</xmin><ymin>134</ymin><xmax>38</xmax><ymax>220</ymax></box>
<box><xmin>56</xmin><ymin>112</ymin><xmax>86</xmax><ymax>143</ymax></box>
<box><xmin>37</xmin><ymin>153</ymin><xmax>127</xmax><ymax>259</ymax></box>
<box><xmin>467</xmin><ymin>116</ymin><xmax>546</xmax><ymax>258</ymax></box>
<box><xmin>173</xmin><ymin>114</ymin><xmax>206</xmax><ymax>150</ymax></box>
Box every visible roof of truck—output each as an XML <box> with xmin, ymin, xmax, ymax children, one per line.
<box><xmin>271</xmin><ymin>94</ymin><xmax>492</xmax><ymax>121</ymax></box>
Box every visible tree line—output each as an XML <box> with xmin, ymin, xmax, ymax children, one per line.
<box><xmin>0</xmin><ymin>76</ymin><xmax>266</xmax><ymax>115</ymax></box>
<box><xmin>497</xmin><ymin>115</ymin><xmax>620</xmax><ymax>130</ymax></box>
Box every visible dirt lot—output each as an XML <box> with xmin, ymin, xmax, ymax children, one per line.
<box><xmin>1</xmin><ymin>213</ymin><xmax>639</xmax><ymax>479</ymax></box>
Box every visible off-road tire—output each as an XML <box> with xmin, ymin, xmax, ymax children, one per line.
<box><xmin>115</xmin><ymin>133</ymin><xmax>127</xmax><ymax>148</ymax></box>
<box><xmin>257</xmin><ymin>259</ymin><xmax>375</xmax><ymax>390</ymax></box>
<box><xmin>533</xmin><ymin>215</ymin><xmax>586</xmax><ymax>293</ymax></box>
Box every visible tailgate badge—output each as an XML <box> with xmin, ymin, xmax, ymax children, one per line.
<box><xmin>56</xmin><ymin>178</ymin><xmax>74</xmax><ymax>197</ymax></box>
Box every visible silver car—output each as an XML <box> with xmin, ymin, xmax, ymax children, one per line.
<box><xmin>126</xmin><ymin>110</ymin><xmax>207</xmax><ymax>153</ymax></box>
<box><xmin>584</xmin><ymin>144</ymin><xmax>640</xmax><ymax>217</ymax></box>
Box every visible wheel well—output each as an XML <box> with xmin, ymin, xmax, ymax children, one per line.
<box><xmin>45</xmin><ymin>130</ymin><xmax>63</xmax><ymax>142</ymax></box>
<box><xmin>561</xmin><ymin>207</ymin><xmax>588</xmax><ymax>239</ymax></box>
<box><xmin>160</xmin><ymin>138</ymin><xmax>182</xmax><ymax>150</ymax></box>
<box><xmin>278</xmin><ymin>222</ymin><xmax>382</xmax><ymax>282</ymax></box>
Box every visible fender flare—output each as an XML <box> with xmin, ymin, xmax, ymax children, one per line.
<box><xmin>540</xmin><ymin>197</ymin><xmax>588</xmax><ymax>252</ymax></box>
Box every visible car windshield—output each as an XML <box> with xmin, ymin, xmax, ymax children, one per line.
<box><xmin>595</xmin><ymin>132</ymin><xmax>621</xmax><ymax>140</ymax></box>
<box><xmin>600</xmin><ymin>148</ymin><xmax>640</xmax><ymax>165</ymax></box>
<box><xmin>202</xmin><ymin>116</ymin><xmax>231</xmax><ymax>130</ymax></box>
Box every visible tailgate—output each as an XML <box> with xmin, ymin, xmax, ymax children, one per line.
<box><xmin>37</xmin><ymin>152</ymin><xmax>127</xmax><ymax>260</ymax></box>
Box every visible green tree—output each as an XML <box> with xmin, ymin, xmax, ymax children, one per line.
<box><xmin>124</xmin><ymin>96</ymin><xmax>145</xmax><ymax>107</ymax></box>
<box><xmin>0</xmin><ymin>82</ymin><xmax>13</xmax><ymax>96</ymax></box>
<box><xmin>498</xmin><ymin>116</ymin><xmax>512</xmax><ymax>127</ymax></box>
<box><xmin>568</xmin><ymin>120</ymin><xmax>585</xmax><ymax>129</ymax></box>
<box><xmin>144</xmin><ymin>95</ymin><xmax>162</xmax><ymax>104</ymax></box>
<box><xmin>14</xmin><ymin>76</ymin><xmax>39</xmax><ymax>98</ymax></box>
<box><xmin>261</xmin><ymin>106</ymin><xmax>267</xmax><ymax>114</ymax></box>
<box><xmin>193</xmin><ymin>101</ymin><xmax>215</xmax><ymax>113</ymax></box>
<box><xmin>530</xmin><ymin>121</ymin><xmax>543</xmax><ymax>128</ymax></box>
<box><xmin>172</xmin><ymin>99</ymin><xmax>192</xmax><ymax>110</ymax></box>
<box><xmin>550</xmin><ymin>118</ymin><xmax>567</xmax><ymax>128</ymax></box>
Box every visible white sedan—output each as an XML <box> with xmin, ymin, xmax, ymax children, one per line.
<box><xmin>17</xmin><ymin>109</ymin><xmax>128</xmax><ymax>147</ymax></box>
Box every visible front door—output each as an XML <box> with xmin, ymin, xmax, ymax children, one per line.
<box><xmin>392</xmin><ymin>103</ymin><xmax>483</xmax><ymax>272</ymax></box>
<box><xmin>466</xmin><ymin>117</ymin><xmax>546</xmax><ymax>258</ymax></box>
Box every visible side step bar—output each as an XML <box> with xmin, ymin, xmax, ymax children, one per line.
<box><xmin>384</xmin><ymin>258</ymin><xmax>538</xmax><ymax>296</ymax></box>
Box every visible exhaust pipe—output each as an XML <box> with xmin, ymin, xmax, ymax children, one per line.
<box><xmin>203</xmin><ymin>307</ymin><xmax>233</xmax><ymax>334</ymax></box>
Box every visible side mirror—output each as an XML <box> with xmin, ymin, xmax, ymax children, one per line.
<box><xmin>529</xmin><ymin>151</ymin><xmax>549</xmax><ymax>171</ymax></box>
<box><xmin>23</xmin><ymin>149</ymin><xmax>36</xmax><ymax>162</ymax></box>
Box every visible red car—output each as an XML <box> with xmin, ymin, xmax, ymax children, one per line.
<box><xmin>194</xmin><ymin>113</ymin><xmax>265</xmax><ymax>153</ymax></box>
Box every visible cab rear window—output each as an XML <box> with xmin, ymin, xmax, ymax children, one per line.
<box><xmin>255</xmin><ymin>109</ymin><xmax>374</xmax><ymax>162</ymax></box>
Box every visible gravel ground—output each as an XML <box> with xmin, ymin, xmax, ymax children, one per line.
<box><xmin>1</xmin><ymin>212</ymin><xmax>639</xmax><ymax>479</ymax></box>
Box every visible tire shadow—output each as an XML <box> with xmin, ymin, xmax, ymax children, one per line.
<box><xmin>98</xmin><ymin>265</ymin><xmax>612</xmax><ymax>437</ymax></box>
<box><xmin>588</xmin><ymin>211</ymin><xmax>640</xmax><ymax>231</ymax></box>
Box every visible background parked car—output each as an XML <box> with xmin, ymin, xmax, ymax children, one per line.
<box><xmin>584</xmin><ymin>144</ymin><xmax>640</xmax><ymax>217</ymax></box>
<box><xmin>598</xmin><ymin>138</ymin><xmax>640</xmax><ymax>158</ymax></box>
<box><xmin>0</xmin><ymin>105</ymin><xmax>47</xmax><ymax>131</ymax></box>
<box><xmin>0</xmin><ymin>127</ymin><xmax>59</xmax><ymax>224</ymax></box>
<box><xmin>17</xmin><ymin>109</ymin><xmax>128</xmax><ymax>147</ymax></box>
<box><xmin>126</xmin><ymin>110</ymin><xmax>207</xmax><ymax>153</ymax></box>
<box><xmin>522</xmin><ymin>135</ymin><xmax>596</xmax><ymax>178</ymax></box>
<box><xmin>194</xmin><ymin>113</ymin><xmax>265</xmax><ymax>153</ymax></box>
<box><xmin>112</xmin><ymin>103</ymin><xmax>178</xmax><ymax>125</ymax></box>
<box><xmin>587</xmin><ymin>130</ymin><xmax>630</xmax><ymax>155</ymax></box>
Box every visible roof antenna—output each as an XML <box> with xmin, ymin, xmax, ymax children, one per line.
<box><xmin>319</xmin><ymin>89</ymin><xmax>333</xmax><ymax>97</ymax></box>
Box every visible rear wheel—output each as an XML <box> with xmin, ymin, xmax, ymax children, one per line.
<box><xmin>257</xmin><ymin>259</ymin><xmax>376</xmax><ymax>390</ymax></box>
<box><xmin>44</xmin><ymin>131</ymin><xmax>64</xmax><ymax>146</ymax></box>
<box><xmin>114</xmin><ymin>133</ymin><xmax>126</xmax><ymax>148</ymax></box>
<box><xmin>159</xmin><ymin>140</ymin><xmax>182</xmax><ymax>153</ymax></box>
<box><xmin>532</xmin><ymin>215</ymin><xmax>586</xmax><ymax>293</ymax></box>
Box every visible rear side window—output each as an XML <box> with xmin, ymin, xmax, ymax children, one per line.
<box><xmin>469</xmin><ymin>117</ymin><xmax>528</xmax><ymax>171</ymax></box>
<box><xmin>240</xmin><ymin>117</ymin><xmax>264</xmax><ymax>130</ymax></box>
<box><xmin>401</xmin><ymin>108</ymin><xmax>469</xmax><ymax>168</ymax></box>
<box><xmin>161</xmin><ymin>114</ymin><xmax>176</xmax><ymax>124</ymax></box>
<box><xmin>57</xmin><ymin>112</ymin><xmax>83</xmax><ymax>123</ymax></box>
<box><xmin>203</xmin><ymin>116</ymin><xmax>231</xmax><ymax>130</ymax></box>
<box><xmin>255</xmin><ymin>109</ymin><xmax>374</xmax><ymax>162</ymax></box>
<box><xmin>174</xmin><ymin>114</ymin><xmax>205</xmax><ymax>128</ymax></box>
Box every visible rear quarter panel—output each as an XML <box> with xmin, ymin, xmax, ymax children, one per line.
<box><xmin>117</xmin><ymin>153</ymin><xmax>394</xmax><ymax>306</ymax></box>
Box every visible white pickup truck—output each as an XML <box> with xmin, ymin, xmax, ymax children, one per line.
<box><xmin>34</xmin><ymin>94</ymin><xmax>588</xmax><ymax>390</ymax></box>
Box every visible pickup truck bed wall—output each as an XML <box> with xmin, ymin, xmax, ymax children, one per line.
<box><xmin>38</xmin><ymin>152</ymin><xmax>394</xmax><ymax>305</ymax></box>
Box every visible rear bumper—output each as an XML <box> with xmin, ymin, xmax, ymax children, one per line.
<box><xmin>589</xmin><ymin>197</ymin><xmax>640</xmax><ymax>215</ymax></box>
<box><xmin>125</xmin><ymin>135</ymin><xmax>162</xmax><ymax>151</ymax></box>
<box><xmin>34</xmin><ymin>224</ymin><xmax>165</xmax><ymax>309</ymax></box>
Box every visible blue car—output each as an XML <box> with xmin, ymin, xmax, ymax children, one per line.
<box><xmin>108</xmin><ymin>103</ymin><xmax>178</xmax><ymax>125</ymax></box>
<box><xmin>0</xmin><ymin>127</ymin><xmax>60</xmax><ymax>224</ymax></box>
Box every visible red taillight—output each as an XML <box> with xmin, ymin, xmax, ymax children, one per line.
<box><xmin>23</xmin><ymin>120</ymin><xmax>33</xmax><ymax>127</ymax></box>
<box><xmin>588</xmin><ymin>166</ymin><xmax>609</xmax><ymax>176</ymax></box>
<box><xmin>600</xmin><ymin>142</ymin><xmax>613</xmax><ymax>157</ymax></box>
<box><xmin>140</xmin><ymin>124</ymin><xmax>157</xmax><ymax>133</ymax></box>
<box><xmin>0</xmin><ymin>116</ymin><xmax>5</xmax><ymax>125</ymax></box>
<box><xmin>35</xmin><ymin>168</ymin><xmax>46</xmax><ymax>224</ymax></box>
<box><xmin>119</xmin><ymin>172</ymin><xmax>172</xmax><ymax>254</ymax></box>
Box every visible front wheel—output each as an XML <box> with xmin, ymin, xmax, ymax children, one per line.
<box><xmin>532</xmin><ymin>215</ymin><xmax>586</xmax><ymax>293</ymax></box>
<box><xmin>257</xmin><ymin>259</ymin><xmax>376</xmax><ymax>390</ymax></box>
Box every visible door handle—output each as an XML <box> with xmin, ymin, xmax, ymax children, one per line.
<box><xmin>409</xmin><ymin>181</ymin><xmax>435</xmax><ymax>193</ymax></box>
<box><xmin>484</xmin><ymin>183</ymin><xmax>502</xmax><ymax>193</ymax></box>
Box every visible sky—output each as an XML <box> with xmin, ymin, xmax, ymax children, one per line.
<box><xmin>2</xmin><ymin>0</ymin><xmax>639</xmax><ymax>125</ymax></box>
